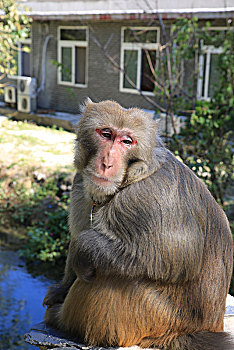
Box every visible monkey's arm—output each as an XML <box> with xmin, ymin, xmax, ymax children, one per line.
<box><xmin>72</xmin><ymin>220</ymin><xmax>204</xmax><ymax>284</ymax></box>
<box><xmin>73</xmin><ymin>179</ymin><xmax>205</xmax><ymax>283</ymax></box>
<box><xmin>72</xmin><ymin>227</ymin><xmax>164</xmax><ymax>283</ymax></box>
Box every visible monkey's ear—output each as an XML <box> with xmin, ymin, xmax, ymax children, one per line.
<box><xmin>85</xmin><ymin>97</ymin><xmax>93</xmax><ymax>106</ymax></box>
<box><xmin>79</xmin><ymin>97</ymin><xmax>93</xmax><ymax>114</ymax></box>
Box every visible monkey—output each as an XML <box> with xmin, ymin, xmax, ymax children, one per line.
<box><xmin>43</xmin><ymin>99</ymin><xmax>233</xmax><ymax>350</ymax></box>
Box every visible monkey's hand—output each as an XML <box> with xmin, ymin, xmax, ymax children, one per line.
<box><xmin>72</xmin><ymin>250</ymin><xmax>96</xmax><ymax>283</ymax></box>
<box><xmin>72</xmin><ymin>230</ymin><xmax>115</xmax><ymax>280</ymax></box>
<box><xmin>43</xmin><ymin>283</ymin><xmax>70</xmax><ymax>307</ymax></box>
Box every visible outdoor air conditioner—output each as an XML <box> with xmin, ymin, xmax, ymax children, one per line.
<box><xmin>17</xmin><ymin>77</ymin><xmax>37</xmax><ymax>96</ymax></box>
<box><xmin>4</xmin><ymin>86</ymin><xmax>17</xmax><ymax>103</ymax></box>
<box><xmin>17</xmin><ymin>94</ymin><xmax>36</xmax><ymax>113</ymax></box>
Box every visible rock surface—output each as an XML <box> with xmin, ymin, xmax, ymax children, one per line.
<box><xmin>24</xmin><ymin>322</ymin><xmax>115</xmax><ymax>350</ymax></box>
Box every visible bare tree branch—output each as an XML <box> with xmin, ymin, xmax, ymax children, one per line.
<box><xmin>0</xmin><ymin>72</ymin><xmax>7</xmax><ymax>81</ymax></box>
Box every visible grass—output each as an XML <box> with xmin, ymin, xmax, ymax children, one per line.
<box><xmin>0</xmin><ymin>118</ymin><xmax>74</xmax><ymax>169</ymax></box>
<box><xmin>0</xmin><ymin>118</ymin><xmax>75</xmax><ymax>257</ymax></box>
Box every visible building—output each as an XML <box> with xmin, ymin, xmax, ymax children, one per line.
<box><xmin>2</xmin><ymin>0</ymin><xmax>234</xmax><ymax>116</ymax></box>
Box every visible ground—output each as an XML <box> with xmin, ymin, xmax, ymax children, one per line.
<box><xmin>0</xmin><ymin>116</ymin><xmax>75</xmax><ymax>247</ymax></box>
<box><xmin>0</xmin><ymin>117</ymin><xmax>74</xmax><ymax>168</ymax></box>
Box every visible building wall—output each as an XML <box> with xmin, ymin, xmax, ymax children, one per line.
<box><xmin>1</xmin><ymin>17</ymin><xmax>228</xmax><ymax>112</ymax></box>
<box><xmin>32</xmin><ymin>19</ymin><xmax>161</xmax><ymax>113</ymax></box>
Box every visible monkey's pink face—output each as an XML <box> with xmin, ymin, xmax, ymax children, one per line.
<box><xmin>92</xmin><ymin>127</ymin><xmax>137</xmax><ymax>188</ymax></box>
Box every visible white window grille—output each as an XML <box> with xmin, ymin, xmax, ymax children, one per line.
<box><xmin>120</xmin><ymin>27</ymin><xmax>160</xmax><ymax>95</ymax></box>
<box><xmin>58</xmin><ymin>26</ymin><xmax>88</xmax><ymax>87</ymax></box>
<box><xmin>197</xmin><ymin>27</ymin><xmax>232</xmax><ymax>101</ymax></box>
<box><xmin>197</xmin><ymin>42</ymin><xmax>223</xmax><ymax>100</ymax></box>
<box><xmin>9</xmin><ymin>39</ymin><xmax>31</xmax><ymax>77</ymax></box>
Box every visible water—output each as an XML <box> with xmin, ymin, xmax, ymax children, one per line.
<box><xmin>0</xmin><ymin>248</ymin><xmax>54</xmax><ymax>350</ymax></box>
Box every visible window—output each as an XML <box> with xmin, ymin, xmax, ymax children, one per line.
<box><xmin>20</xmin><ymin>41</ymin><xmax>31</xmax><ymax>76</ymax></box>
<box><xmin>58</xmin><ymin>27</ymin><xmax>88</xmax><ymax>87</ymax></box>
<box><xmin>9</xmin><ymin>39</ymin><xmax>31</xmax><ymax>77</ymax></box>
<box><xmin>197</xmin><ymin>42</ymin><xmax>223</xmax><ymax>100</ymax></box>
<box><xmin>197</xmin><ymin>28</ymin><xmax>232</xmax><ymax>100</ymax></box>
<box><xmin>120</xmin><ymin>27</ymin><xmax>160</xmax><ymax>94</ymax></box>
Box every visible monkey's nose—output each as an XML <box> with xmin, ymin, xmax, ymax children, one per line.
<box><xmin>102</xmin><ymin>157</ymin><xmax>113</xmax><ymax>169</ymax></box>
<box><xmin>103</xmin><ymin>162</ymin><xmax>113</xmax><ymax>170</ymax></box>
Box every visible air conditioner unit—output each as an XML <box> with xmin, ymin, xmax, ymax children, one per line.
<box><xmin>4</xmin><ymin>86</ymin><xmax>17</xmax><ymax>103</ymax></box>
<box><xmin>17</xmin><ymin>94</ymin><xmax>36</xmax><ymax>113</ymax></box>
<box><xmin>17</xmin><ymin>77</ymin><xmax>37</xmax><ymax>96</ymax></box>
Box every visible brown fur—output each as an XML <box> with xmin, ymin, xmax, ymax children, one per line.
<box><xmin>44</xmin><ymin>100</ymin><xmax>233</xmax><ymax>350</ymax></box>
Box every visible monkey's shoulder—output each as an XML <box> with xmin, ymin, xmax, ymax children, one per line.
<box><xmin>152</xmin><ymin>150</ymin><xmax>212</xmax><ymax>195</ymax></box>
<box><xmin>114</xmin><ymin>150</ymin><xmax>216</xmax><ymax>213</ymax></box>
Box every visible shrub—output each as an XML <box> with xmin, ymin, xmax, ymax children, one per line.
<box><xmin>19</xmin><ymin>207</ymin><xmax>70</xmax><ymax>263</ymax></box>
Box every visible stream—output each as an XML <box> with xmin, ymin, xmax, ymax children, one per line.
<box><xmin>0</xmin><ymin>247</ymin><xmax>55</xmax><ymax>350</ymax></box>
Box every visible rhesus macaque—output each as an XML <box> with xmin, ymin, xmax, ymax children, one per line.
<box><xmin>43</xmin><ymin>99</ymin><xmax>233</xmax><ymax>350</ymax></box>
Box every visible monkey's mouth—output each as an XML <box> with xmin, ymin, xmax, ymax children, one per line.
<box><xmin>92</xmin><ymin>175</ymin><xmax>114</xmax><ymax>186</ymax></box>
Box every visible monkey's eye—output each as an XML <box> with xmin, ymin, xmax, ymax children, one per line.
<box><xmin>96</xmin><ymin>128</ymin><xmax>112</xmax><ymax>140</ymax></box>
<box><xmin>121</xmin><ymin>136</ymin><xmax>133</xmax><ymax>146</ymax></box>
<box><xmin>102</xmin><ymin>131</ymin><xmax>112</xmax><ymax>139</ymax></box>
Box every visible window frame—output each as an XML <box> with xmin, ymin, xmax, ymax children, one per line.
<box><xmin>8</xmin><ymin>38</ymin><xmax>31</xmax><ymax>78</ymax></box>
<box><xmin>57</xmin><ymin>26</ymin><xmax>88</xmax><ymax>88</ymax></box>
<box><xmin>120</xmin><ymin>26</ymin><xmax>160</xmax><ymax>95</ymax></box>
<box><xmin>197</xmin><ymin>27</ymin><xmax>230</xmax><ymax>101</ymax></box>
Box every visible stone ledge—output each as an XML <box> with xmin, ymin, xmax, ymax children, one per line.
<box><xmin>24</xmin><ymin>296</ymin><xmax>234</xmax><ymax>349</ymax></box>
<box><xmin>0</xmin><ymin>104</ymin><xmax>81</xmax><ymax>132</ymax></box>
<box><xmin>25</xmin><ymin>315</ymin><xmax>234</xmax><ymax>350</ymax></box>
<box><xmin>224</xmin><ymin>314</ymin><xmax>234</xmax><ymax>334</ymax></box>
<box><xmin>25</xmin><ymin>322</ymin><xmax>119</xmax><ymax>350</ymax></box>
